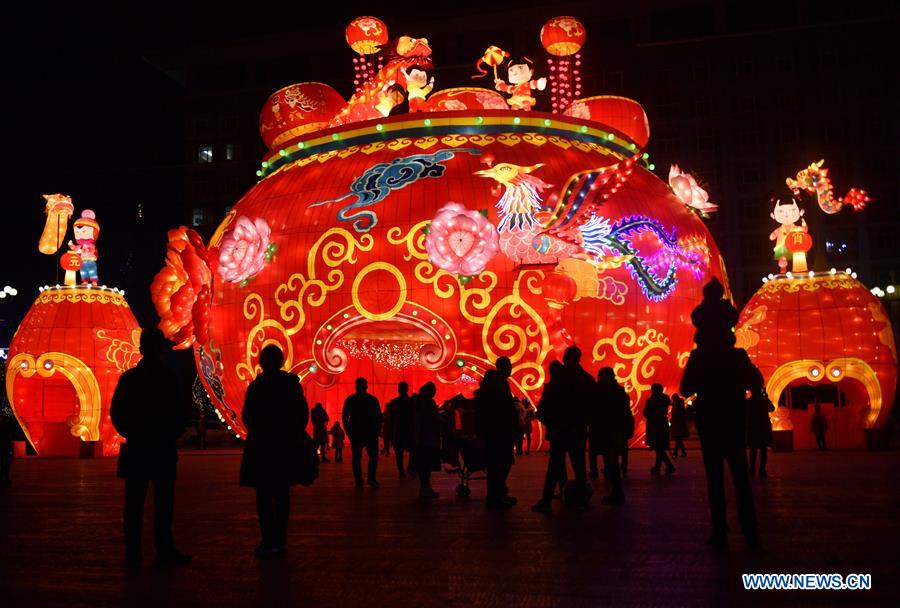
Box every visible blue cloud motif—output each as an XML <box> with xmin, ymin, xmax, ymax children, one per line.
<box><xmin>309</xmin><ymin>148</ymin><xmax>482</xmax><ymax>232</ymax></box>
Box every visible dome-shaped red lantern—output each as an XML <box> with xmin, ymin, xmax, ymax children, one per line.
<box><xmin>259</xmin><ymin>82</ymin><xmax>346</xmax><ymax>150</ymax></box>
<box><xmin>345</xmin><ymin>16</ymin><xmax>389</xmax><ymax>55</ymax></box>
<box><xmin>736</xmin><ymin>272</ymin><xmax>896</xmax><ymax>449</ymax></box>
<box><xmin>541</xmin><ymin>16</ymin><xmax>587</xmax><ymax>56</ymax></box>
<box><xmin>172</xmin><ymin>97</ymin><xmax>729</xmax><ymax>451</ymax></box>
<box><xmin>6</xmin><ymin>286</ymin><xmax>141</xmax><ymax>457</ymax></box>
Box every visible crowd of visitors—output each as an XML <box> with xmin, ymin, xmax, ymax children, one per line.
<box><xmin>74</xmin><ymin>277</ymin><xmax>776</xmax><ymax>563</ymax></box>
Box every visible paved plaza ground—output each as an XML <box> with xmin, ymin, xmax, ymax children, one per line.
<box><xmin>1</xmin><ymin>447</ymin><xmax>898</xmax><ymax>607</ymax></box>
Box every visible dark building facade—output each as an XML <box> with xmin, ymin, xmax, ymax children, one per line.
<box><xmin>153</xmin><ymin>0</ymin><xmax>899</xmax><ymax>308</ymax></box>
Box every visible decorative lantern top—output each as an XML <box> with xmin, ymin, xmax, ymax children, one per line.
<box><xmin>345</xmin><ymin>16</ymin><xmax>389</xmax><ymax>55</ymax></box>
<box><xmin>540</xmin><ymin>16</ymin><xmax>587</xmax><ymax>56</ymax></box>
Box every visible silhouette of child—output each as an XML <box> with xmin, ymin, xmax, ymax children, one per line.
<box><xmin>690</xmin><ymin>278</ymin><xmax>738</xmax><ymax>347</ymax></box>
<box><xmin>329</xmin><ymin>421</ymin><xmax>345</xmax><ymax>462</ymax></box>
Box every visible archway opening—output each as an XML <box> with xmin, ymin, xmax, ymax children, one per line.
<box><xmin>778</xmin><ymin>377</ymin><xmax>869</xmax><ymax>449</ymax></box>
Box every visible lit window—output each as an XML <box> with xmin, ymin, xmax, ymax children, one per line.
<box><xmin>225</xmin><ymin>144</ymin><xmax>235</xmax><ymax>161</ymax></box>
<box><xmin>198</xmin><ymin>145</ymin><xmax>213</xmax><ymax>163</ymax></box>
<box><xmin>191</xmin><ymin>208</ymin><xmax>205</xmax><ymax>227</ymax></box>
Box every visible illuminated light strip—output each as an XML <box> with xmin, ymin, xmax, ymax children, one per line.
<box><xmin>258</xmin><ymin>113</ymin><xmax>637</xmax><ymax>177</ymax></box>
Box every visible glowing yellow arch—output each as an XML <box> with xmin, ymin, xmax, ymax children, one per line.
<box><xmin>6</xmin><ymin>352</ymin><xmax>103</xmax><ymax>452</ymax></box>
<box><xmin>766</xmin><ymin>357</ymin><xmax>883</xmax><ymax>428</ymax></box>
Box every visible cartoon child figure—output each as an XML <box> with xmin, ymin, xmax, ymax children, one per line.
<box><xmin>769</xmin><ymin>197</ymin><xmax>806</xmax><ymax>273</ymax></box>
<box><xmin>69</xmin><ymin>209</ymin><xmax>100</xmax><ymax>285</ymax></box>
<box><xmin>374</xmin><ymin>81</ymin><xmax>406</xmax><ymax>117</ymax></box>
<box><xmin>400</xmin><ymin>67</ymin><xmax>434</xmax><ymax>112</ymax></box>
<box><xmin>494</xmin><ymin>57</ymin><xmax>547</xmax><ymax>111</ymax></box>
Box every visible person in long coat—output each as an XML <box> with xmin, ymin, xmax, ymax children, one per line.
<box><xmin>643</xmin><ymin>384</ymin><xmax>675</xmax><ymax>476</ymax></box>
<box><xmin>589</xmin><ymin>367</ymin><xmax>631</xmax><ymax>505</ymax></box>
<box><xmin>476</xmin><ymin>357</ymin><xmax>519</xmax><ymax>509</ymax></box>
<box><xmin>342</xmin><ymin>377</ymin><xmax>383</xmax><ymax>488</ymax></box>
<box><xmin>746</xmin><ymin>390</ymin><xmax>774</xmax><ymax>476</ymax></box>
<box><xmin>413</xmin><ymin>382</ymin><xmax>442</xmax><ymax>500</ymax></box>
<box><xmin>387</xmin><ymin>382</ymin><xmax>416</xmax><ymax>478</ymax></box>
<box><xmin>681</xmin><ymin>278</ymin><xmax>764</xmax><ymax>550</ymax></box>
<box><xmin>110</xmin><ymin>327</ymin><xmax>191</xmax><ymax>567</ymax></box>
<box><xmin>670</xmin><ymin>394</ymin><xmax>689</xmax><ymax>458</ymax></box>
<box><xmin>532</xmin><ymin>361</ymin><xmax>566</xmax><ymax>513</ymax></box>
<box><xmin>239</xmin><ymin>345</ymin><xmax>309</xmax><ymax>558</ymax></box>
<box><xmin>310</xmin><ymin>403</ymin><xmax>330</xmax><ymax>463</ymax></box>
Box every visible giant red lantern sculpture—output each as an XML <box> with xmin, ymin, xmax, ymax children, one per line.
<box><xmin>6</xmin><ymin>286</ymin><xmax>140</xmax><ymax>456</ymax></box>
<box><xmin>155</xmin><ymin>22</ymin><xmax>731</xmax><ymax>447</ymax></box>
<box><xmin>736</xmin><ymin>272</ymin><xmax>896</xmax><ymax>449</ymax></box>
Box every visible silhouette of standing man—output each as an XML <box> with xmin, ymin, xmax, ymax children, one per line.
<box><xmin>476</xmin><ymin>357</ymin><xmax>519</xmax><ymax>509</ymax></box>
<box><xmin>681</xmin><ymin>279</ymin><xmax>763</xmax><ymax>550</ymax></box>
<box><xmin>110</xmin><ymin>328</ymin><xmax>191</xmax><ymax>567</ymax></box>
<box><xmin>240</xmin><ymin>345</ymin><xmax>310</xmax><ymax>558</ymax></box>
<box><xmin>342</xmin><ymin>378</ymin><xmax>382</xmax><ymax>488</ymax></box>
<box><xmin>387</xmin><ymin>381</ymin><xmax>416</xmax><ymax>478</ymax></box>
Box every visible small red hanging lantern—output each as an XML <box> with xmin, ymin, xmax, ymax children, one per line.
<box><xmin>345</xmin><ymin>17</ymin><xmax>389</xmax><ymax>91</ymax></box>
<box><xmin>785</xmin><ymin>229</ymin><xmax>813</xmax><ymax>273</ymax></box>
<box><xmin>345</xmin><ymin>16</ymin><xmax>388</xmax><ymax>55</ymax></box>
<box><xmin>540</xmin><ymin>16</ymin><xmax>587</xmax><ymax>57</ymax></box>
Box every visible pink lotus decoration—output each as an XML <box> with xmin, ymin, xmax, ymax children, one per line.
<box><xmin>425</xmin><ymin>202</ymin><xmax>500</xmax><ymax>276</ymax></box>
<box><xmin>668</xmin><ymin>164</ymin><xmax>718</xmax><ymax>215</ymax></box>
<box><xmin>217</xmin><ymin>216</ymin><xmax>275</xmax><ymax>284</ymax></box>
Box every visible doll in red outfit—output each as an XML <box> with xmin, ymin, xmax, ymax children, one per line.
<box><xmin>494</xmin><ymin>57</ymin><xmax>547</xmax><ymax>111</ymax></box>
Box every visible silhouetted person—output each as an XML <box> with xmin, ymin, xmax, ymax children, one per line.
<box><xmin>558</xmin><ymin>345</ymin><xmax>593</xmax><ymax>508</ymax></box>
<box><xmin>644</xmin><ymin>384</ymin><xmax>675</xmax><ymax>476</ymax></box>
<box><xmin>521</xmin><ymin>399</ymin><xmax>535</xmax><ymax>455</ymax></box>
<box><xmin>342</xmin><ymin>377</ymin><xmax>382</xmax><ymax>488</ymax></box>
<box><xmin>196</xmin><ymin>412</ymin><xmax>207</xmax><ymax>450</ymax></box>
<box><xmin>110</xmin><ymin>327</ymin><xmax>191</xmax><ymax>567</ymax></box>
<box><xmin>329</xmin><ymin>421</ymin><xmax>345</xmax><ymax>462</ymax></box>
<box><xmin>476</xmin><ymin>357</ymin><xmax>519</xmax><ymax>509</ymax></box>
<box><xmin>0</xmin><ymin>414</ymin><xmax>14</xmax><ymax>484</ymax></box>
<box><xmin>387</xmin><ymin>382</ymin><xmax>416</xmax><ymax>478</ymax></box>
<box><xmin>589</xmin><ymin>367</ymin><xmax>630</xmax><ymax>505</ymax></box>
<box><xmin>381</xmin><ymin>399</ymin><xmax>393</xmax><ymax>456</ymax></box>
<box><xmin>239</xmin><ymin>345</ymin><xmax>310</xmax><ymax>558</ymax></box>
<box><xmin>811</xmin><ymin>403</ymin><xmax>828</xmax><ymax>451</ymax></box>
<box><xmin>670</xmin><ymin>394</ymin><xmax>688</xmax><ymax>458</ymax></box>
<box><xmin>311</xmin><ymin>403</ymin><xmax>330</xmax><ymax>463</ymax></box>
<box><xmin>690</xmin><ymin>278</ymin><xmax>738</xmax><ymax>348</ymax></box>
<box><xmin>747</xmin><ymin>390</ymin><xmax>774</xmax><ymax>476</ymax></box>
<box><xmin>533</xmin><ymin>361</ymin><xmax>569</xmax><ymax>513</ymax></box>
<box><xmin>414</xmin><ymin>382</ymin><xmax>441</xmax><ymax>500</ymax></box>
<box><xmin>681</xmin><ymin>279</ymin><xmax>763</xmax><ymax>550</ymax></box>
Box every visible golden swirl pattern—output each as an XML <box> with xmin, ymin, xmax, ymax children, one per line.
<box><xmin>36</xmin><ymin>289</ymin><xmax>129</xmax><ymax>307</ymax></box>
<box><xmin>760</xmin><ymin>275</ymin><xmax>858</xmax><ymax>294</ymax></box>
<box><xmin>592</xmin><ymin>327</ymin><xmax>671</xmax><ymax>405</ymax></box>
<box><xmin>236</xmin><ymin>228</ymin><xmax>373</xmax><ymax>381</ymax></box>
<box><xmin>96</xmin><ymin>329</ymin><xmax>142</xmax><ymax>372</ymax></box>
<box><xmin>868</xmin><ymin>302</ymin><xmax>897</xmax><ymax>362</ymax></box>
<box><xmin>734</xmin><ymin>305</ymin><xmax>767</xmax><ymax>351</ymax></box>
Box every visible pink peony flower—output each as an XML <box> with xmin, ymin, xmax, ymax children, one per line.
<box><xmin>474</xmin><ymin>91</ymin><xmax>509</xmax><ymax>110</ymax></box>
<box><xmin>668</xmin><ymin>164</ymin><xmax>718</xmax><ymax>214</ymax></box>
<box><xmin>217</xmin><ymin>216</ymin><xmax>273</xmax><ymax>283</ymax></box>
<box><xmin>425</xmin><ymin>202</ymin><xmax>500</xmax><ymax>276</ymax></box>
<box><xmin>566</xmin><ymin>101</ymin><xmax>591</xmax><ymax>120</ymax></box>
